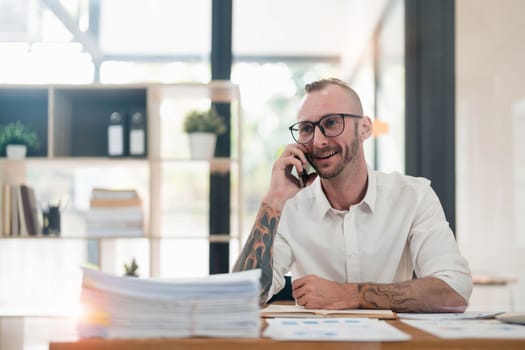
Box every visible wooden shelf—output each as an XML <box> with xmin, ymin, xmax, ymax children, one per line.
<box><xmin>0</xmin><ymin>82</ymin><xmax>243</xmax><ymax>280</ymax></box>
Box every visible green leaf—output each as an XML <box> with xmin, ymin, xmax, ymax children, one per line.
<box><xmin>0</xmin><ymin>121</ymin><xmax>39</xmax><ymax>154</ymax></box>
<box><xmin>183</xmin><ymin>107</ymin><xmax>227</xmax><ymax>135</ymax></box>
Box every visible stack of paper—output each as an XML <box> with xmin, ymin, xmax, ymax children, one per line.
<box><xmin>85</xmin><ymin>188</ymin><xmax>144</xmax><ymax>237</ymax></box>
<box><xmin>78</xmin><ymin>267</ymin><xmax>261</xmax><ymax>339</ymax></box>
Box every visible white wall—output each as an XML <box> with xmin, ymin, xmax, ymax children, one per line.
<box><xmin>456</xmin><ymin>0</ymin><xmax>525</xmax><ymax>311</ymax></box>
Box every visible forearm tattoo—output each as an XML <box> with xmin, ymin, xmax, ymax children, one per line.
<box><xmin>356</xmin><ymin>277</ymin><xmax>466</xmax><ymax>313</ymax></box>
<box><xmin>358</xmin><ymin>282</ymin><xmax>417</xmax><ymax>312</ymax></box>
<box><xmin>233</xmin><ymin>204</ymin><xmax>280</xmax><ymax>305</ymax></box>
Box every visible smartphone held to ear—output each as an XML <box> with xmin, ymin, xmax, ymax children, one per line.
<box><xmin>295</xmin><ymin>165</ymin><xmax>315</xmax><ymax>188</ymax></box>
<box><xmin>300</xmin><ymin>169</ymin><xmax>309</xmax><ymax>188</ymax></box>
<box><xmin>290</xmin><ymin>152</ymin><xmax>315</xmax><ymax>187</ymax></box>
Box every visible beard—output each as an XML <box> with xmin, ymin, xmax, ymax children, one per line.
<box><xmin>307</xmin><ymin>122</ymin><xmax>361</xmax><ymax>179</ymax></box>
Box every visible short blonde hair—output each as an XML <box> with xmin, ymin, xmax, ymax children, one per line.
<box><xmin>304</xmin><ymin>78</ymin><xmax>363</xmax><ymax>115</ymax></box>
<box><xmin>305</xmin><ymin>77</ymin><xmax>351</xmax><ymax>93</ymax></box>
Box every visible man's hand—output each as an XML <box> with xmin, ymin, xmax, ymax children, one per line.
<box><xmin>264</xmin><ymin>144</ymin><xmax>317</xmax><ymax>211</ymax></box>
<box><xmin>233</xmin><ymin>144</ymin><xmax>316</xmax><ymax>306</ymax></box>
<box><xmin>292</xmin><ymin>275</ymin><xmax>468</xmax><ymax>312</ymax></box>
<box><xmin>292</xmin><ymin>274</ymin><xmax>359</xmax><ymax>309</ymax></box>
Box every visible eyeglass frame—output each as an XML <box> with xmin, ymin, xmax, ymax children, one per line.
<box><xmin>288</xmin><ymin>113</ymin><xmax>363</xmax><ymax>144</ymax></box>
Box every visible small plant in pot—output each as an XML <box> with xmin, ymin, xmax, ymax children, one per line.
<box><xmin>123</xmin><ymin>258</ymin><xmax>139</xmax><ymax>277</ymax></box>
<box><xmin>0</xmin><ymin>121</ymin><xmax>39</xmax><ymax>159</ymax></box>
<box><xmin>183</xmin><ymin>107</ymin><xmax>227</xmax><ymax>159</ymax></box>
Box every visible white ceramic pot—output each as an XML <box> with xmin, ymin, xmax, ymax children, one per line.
<box><xmin>188</xmin><ymin>132</ymin><xmax>217</xmax><ymax>159</ymax></box>
<box><xmin>6</xmin><ymin>144</ymin><xmax>27</xmax><ymax>159</ymax></box>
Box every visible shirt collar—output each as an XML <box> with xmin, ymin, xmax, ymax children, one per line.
<box><xmin>312</xmin><ymin>166</ymin><xmax>377</xmax><ymax>219</ymax></box>
<box><xmin>362</xmin><ymin>167</ymin><xmax>377</xmax><ymax>213</ymax></box>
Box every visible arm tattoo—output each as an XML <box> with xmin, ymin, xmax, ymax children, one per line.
<box><xmin>233</xmin><ymin>204</ymin><xmax>280</xmax><ymax>305</ymax></box>
<box><xmin>357</xmin><ymin>277</ymin><xmax>467</xmax><ymax>313</ymax></box>
<box><xmin>358</xmin><ymin>282</ymin><xmax>417</xmax><ymax>312</ymax></box>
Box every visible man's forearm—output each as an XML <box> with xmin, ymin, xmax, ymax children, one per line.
<box><xmin>233</xmin><ymin>203</ymin><xmax>281</xmax><ymax>305</ymax></box>
<box><xmin>358</xmin><ymin>277</ymin><xmax>467</xmax><ymax>312</ymax></box>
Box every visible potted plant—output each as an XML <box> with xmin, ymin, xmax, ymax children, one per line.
<box><xmin>0</xmin><ymin>121</ymin><xmax>39</xmax><ymax>159</ymax></box>
<box><xmin>123</xmin><ymin>258</ymin><xmax>139</xmax><ymax>277</ymax></box>
<box><xmin>183</xmin><ymin>107</ymin><xmax>227</xmax><ymax>159</ymax></box>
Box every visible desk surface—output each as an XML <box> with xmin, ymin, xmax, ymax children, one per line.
<box><xmin>49</xmin><ymin>320</ymin><xmax>525</xmax><ymax>350</ymax></box>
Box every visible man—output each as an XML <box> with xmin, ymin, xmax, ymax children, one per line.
<box><xmin>233</xmin><ymin>78</ymin><xmax>472</xmax><ymax>312</ymax></box>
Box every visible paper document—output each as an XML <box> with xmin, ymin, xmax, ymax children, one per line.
<box><xmin>261</xmin><ymin>304</ymin><xmax>396</xmax><ymax>319</ymax></box>
<box><xmin>496</xmin><ymin>312</ymin><xmax>525</xmax><ymax>325</ymax></box>
<box><xmin>78</xmin><ymin>267</ymin><xmax>261</xmax><ymax>339</ymax></box>
<box><xmin>264</xmin><ymin>317</ymin><xmax>410</xmax><ymax>341</ymax></box>
<box><xmin>398</xmin><ymin>311</ymin><xmax>504</xmax><ymax>320</ymax></box>
<box><xmin>402</xmin><ymin>319</ymin><xmax>525</xmax><ymax>339</ymax></box>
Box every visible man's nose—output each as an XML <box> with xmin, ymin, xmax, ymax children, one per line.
<box><xmin>312</xmin><ymin>124</ymin><xmax>329</xmax><ymax>147</ymax></box>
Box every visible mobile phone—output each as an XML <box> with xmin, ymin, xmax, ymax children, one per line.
<box><xmin>300</xmin><ymin>168</ymin><xmax>308</xmax><ymax>188</ymax></box>
<box><xmin>300</xmin><ymin>153</ymin><xmax>315</xmax><ymax>187</ymax></box>
<box><xmin>292</xmin><ymin>152</ymin><xmax>314</xmax><ymax>187</ymax></box>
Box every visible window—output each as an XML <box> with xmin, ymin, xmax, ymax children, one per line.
<box><xmin>375</xmin><ymin>0</ymin><xmax>405</xmax><ymax>173</ymax></box>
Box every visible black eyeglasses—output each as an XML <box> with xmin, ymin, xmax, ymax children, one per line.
<box><xmin>288</xmin><ymin>113</ymin><xmax>363</xmax><ymax>144</ymax></box>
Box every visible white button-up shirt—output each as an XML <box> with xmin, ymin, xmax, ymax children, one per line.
<box><xmin>270</xmin><ymin>169</ymin><xmax>473</xmax><ymax>302</ymax></box>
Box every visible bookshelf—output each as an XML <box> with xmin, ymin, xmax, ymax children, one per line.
<box><xmin>0</xmin><ymin>82</ymin><xmax>242</xmax><ymax>312</ymax></box>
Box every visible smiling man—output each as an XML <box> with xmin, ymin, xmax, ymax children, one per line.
<box><xmin>233</xmin><ymin>78</ymin><xmax>472</xmax><ymax>313</ymax></box>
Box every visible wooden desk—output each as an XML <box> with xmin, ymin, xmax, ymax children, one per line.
<box><xmin>49</xmin><ymin>320</ymin><xmax>525</xmax><ymax>350</ymax></box>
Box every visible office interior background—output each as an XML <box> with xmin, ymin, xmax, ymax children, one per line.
<box><xmin>0</xmin><ymin>0</ymin><xmax>524</xmax><ymax>343</ymax></box>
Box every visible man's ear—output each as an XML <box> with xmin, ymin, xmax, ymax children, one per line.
<box><xmin>360</xmin><ymin>116</ymin><xmax>373</xmax><ymax>140</ymax></box>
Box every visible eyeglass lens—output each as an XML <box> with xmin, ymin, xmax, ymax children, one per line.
<box><xmin>290</xmin><ymin>114</ymin><xmax>345</xmax><ymax>144</ymax></box>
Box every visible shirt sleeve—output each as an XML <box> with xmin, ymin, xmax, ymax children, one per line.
<box><xmin>266</xmin><ymin>220</ymin><xmax>295</xmax><ymax>302</ymax></box>
<box><xmin>409</xmin><ymin>185</ymin><xmax>473</xmax><ymax>303</ymax></box>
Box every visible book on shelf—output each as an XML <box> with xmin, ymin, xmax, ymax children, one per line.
<box><xmin>86</xmin><ymin>221</ymin><xmax>144</xmax><ymax>229</ymax></box>
<box><xmin>27</xmin><ymin>186</ymin><xmax>41</xmax><ymax>235</ymax></box>
<box><xmin>91</xmin><ymin>188</ymin><xmax>139</xmax><ymax>200</ymax></box>
<box><xmin>86</xmin><ymin>207</ymin><xmax>144</xmax><ymax>223</ymax></box>
<box><xmin>90</xmin><ymin>197</ymin><xmax>143</xmax><ymax>208</ymax></box>
<box><xmin>2</xmin><ymin>184</ymin><xmax>11</xmax><ymax>236</ymax></box>
<box><xmin>20</xmin><ymin>185</ymin><xmax>41</xmax><ymax>235</ymax></box>
<box><xmin>0</xmin><ymin>183</ymin><xmax>3</xmax><ymax>236</ymax></box>
<box><xmin>16</xmin><ymin>186</ymin><xmax>28</xmax><ymax>236</ymax></box>
<box><xmin>0</xmin><ymin>181</ymin><xmax>2</xmax><ymax>236</ymax></box>
<box><xmin>0</xmin><ymin>184</ymin><xmax>41</xmax><ymax>236</ymax></box>
<box><xmin>85</xmin><ymin>226</ymin><xmax>144</xmax><ymax>238</ymax></box>
<box><xmin>86</xmin><ymin>187</ymin><xmax>145</xmax><ymax>238</ymax></box>
<box><xmin>10</xmin><ymin>185</ymin><xmax>19</xmax><ymax>236</ymax></box>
